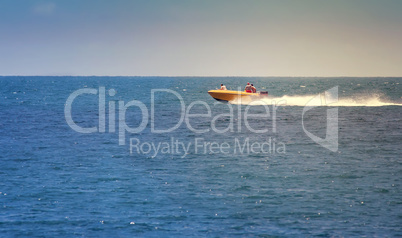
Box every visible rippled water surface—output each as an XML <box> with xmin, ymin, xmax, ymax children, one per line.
<box><xmin>0</xmin><ymin>77</ymin><xmax>401</xmax><ymax>237</ymax></box>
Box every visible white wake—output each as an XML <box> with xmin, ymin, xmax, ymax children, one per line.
<box><xmin>229</xmin><ymin>94</ymin><xmax>402</xmax><ymax>107</ymax></box>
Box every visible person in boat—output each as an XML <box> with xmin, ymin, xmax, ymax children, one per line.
<box><xmin>219</xmin><ymin>84</ymin><xmax>227</xmax><ymax>90</ymax></box>
<box><xmin>251</xmin><ymin>84</ymin><xmax>257</xmax><ymax>93</ymax></box>
<box><xmin>245</xmin><ymin>82</ymin><xmax>252</xmax><ymax>93</ymax></box>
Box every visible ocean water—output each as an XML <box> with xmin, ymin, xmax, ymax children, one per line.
<box><xmin>0</xmin><ymin>76</ymin><xmax>401</xmax><ymax>237</ymax></box>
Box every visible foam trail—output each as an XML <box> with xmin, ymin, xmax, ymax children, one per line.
<box><xmin>229</xmin><ymin>94</ymin><xmax>402</xmax><ymax>107</ymax></box>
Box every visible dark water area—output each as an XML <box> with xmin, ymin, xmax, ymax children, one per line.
<box><xmin>0</xmin><ymin>76</ymin><xmax>401</xmax><ymax>237</ymax></box>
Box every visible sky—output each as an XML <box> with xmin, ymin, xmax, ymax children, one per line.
<box><xmin>1</xmin><ymin>0</ymin><xmax>402</xmax><ymax>77</ymax></box>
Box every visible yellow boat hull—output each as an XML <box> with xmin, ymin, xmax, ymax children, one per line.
<box><xmin>208</xmin><ymin>90</ymin><xmax>267</xmax><ymax>102</ymax></box>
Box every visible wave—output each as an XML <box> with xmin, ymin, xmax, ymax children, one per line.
<box><xmin>229</xmin><ymin>94</ymin><xmax>402</xmax><ymax>107</ymax></box>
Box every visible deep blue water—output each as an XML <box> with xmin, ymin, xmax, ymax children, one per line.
<box><xmin>0</xmin><ymin>76</ymin><xmax>401</xmax><ymax>237</ymax></box>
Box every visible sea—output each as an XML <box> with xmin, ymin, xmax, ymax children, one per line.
<box><xmin>0</xmin><ymin>76</ymin><xmax>401</xmax><ymax>237</ymax></box>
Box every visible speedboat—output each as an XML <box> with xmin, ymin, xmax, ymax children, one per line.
<box><xmin>208</xmin><ymin>90</ymin><xmax>268</xmax><ymax>102</ymax></box>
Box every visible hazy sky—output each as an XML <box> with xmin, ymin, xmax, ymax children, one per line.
<box><xmin>1</xmin><ymin>0</ymin><xmax>402</xmax><ymax>76</ymax></box>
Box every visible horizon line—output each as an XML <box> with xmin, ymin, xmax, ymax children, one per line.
<box><xmin>0</xmin><ymin>75</ymin><xmax>401</xmax><ymax>78</ymax></box>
